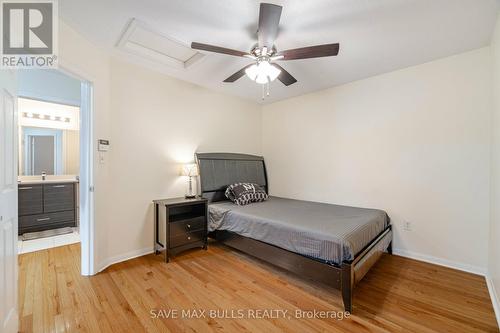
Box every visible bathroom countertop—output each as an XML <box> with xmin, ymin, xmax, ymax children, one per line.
<box><xmin>18</xmin><ymin>175</ymin><xmax>79</xmax><ymax>185</ymax></box>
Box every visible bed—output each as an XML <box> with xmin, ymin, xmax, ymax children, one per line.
<box><xmin>196</xmin><ymin>152</ymin><xmax>392</xmax><ymax>313</ymax></box>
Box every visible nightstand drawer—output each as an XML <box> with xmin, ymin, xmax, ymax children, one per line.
<box><xmin>170</xmin><ymin>230</ymin><xmax>205</xmax><ymax>248</ymax></box>
<box><xmin>169</xmin><ymin>216</ymin><xmax>205</xmax><ymax>236</ymax></box>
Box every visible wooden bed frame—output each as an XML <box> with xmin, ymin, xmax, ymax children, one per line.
<box><xmin>196</xmin><ymin>153</ymin><xmax>393</xmax><ymax>313</ymax></box>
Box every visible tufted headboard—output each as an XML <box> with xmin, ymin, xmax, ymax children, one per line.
<box><xmin>195</xmin><ymin>152</ymin><xmax>268</xmax><ymax>202</ymax></box>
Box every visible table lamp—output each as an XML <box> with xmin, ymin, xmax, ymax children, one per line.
<box><xmin>180</xmin><ymin>163</ymin><xmax>199</xmax><ymax>198</ymax></box>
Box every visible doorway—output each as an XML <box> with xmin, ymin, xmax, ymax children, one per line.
<box><xmin>16</xmin><ymin>68</ymin><xmax>94</xmax><ymax>275</ymax></box>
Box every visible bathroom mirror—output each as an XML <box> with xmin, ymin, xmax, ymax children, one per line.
<box><xmin>18</xmin><ymin>98</ymin><xmax>80</xmax><ymax>176</ymax></box>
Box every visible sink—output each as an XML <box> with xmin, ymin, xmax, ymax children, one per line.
<box><xmin>17</xmin><ymin>175</ymin><xmax>79</xmax><ymax>185</ymax></box>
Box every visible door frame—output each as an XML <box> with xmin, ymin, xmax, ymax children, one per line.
<box><xmin>56</xmin><ymin>62</ymin><xmax>96</xmax><ymax>276</ymax></box>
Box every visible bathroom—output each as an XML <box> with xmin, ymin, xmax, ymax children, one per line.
<box><xmin>17</xmin><ymin>69</ymin><xmax>82</xmax><ymax>253</ymax></box>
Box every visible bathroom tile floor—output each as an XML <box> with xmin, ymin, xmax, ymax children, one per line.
<box><xmin>18</xmin><ymin>228</ymin><xmax>80</xmax><ymax>254</ymax></box>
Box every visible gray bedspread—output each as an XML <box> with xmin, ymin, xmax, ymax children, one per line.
<box><xmin>209</xmin><ymin>196</ymin><xmax>389</xmax><ymax>265</ymax></box>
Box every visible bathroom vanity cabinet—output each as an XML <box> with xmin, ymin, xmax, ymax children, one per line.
<box><xmin>18</xmin><ymin>181</ymin><xmax>78</xmax><ymax>235</ymax></box>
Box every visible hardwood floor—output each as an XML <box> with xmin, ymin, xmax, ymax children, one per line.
<box><xmin>18</xmin><ymin>242</ymin><xmax>499</xmax><ymax>333</ymax></box>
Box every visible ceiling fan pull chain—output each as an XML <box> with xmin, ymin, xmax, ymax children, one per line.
<box><xmin>266</xmin><ymin>81</ymin><xmax>270</xmax><ymax>96</ymax></box>
<box><xmin>262</xmin><ymin>84</ymin><xmax>265</xmax><ymax>100</ymax></box>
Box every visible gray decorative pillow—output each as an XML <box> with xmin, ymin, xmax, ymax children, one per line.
<box><xmin>225</xmin><ymin>183</ymin><xmax>268</xmax><ymax>205</ymax></box>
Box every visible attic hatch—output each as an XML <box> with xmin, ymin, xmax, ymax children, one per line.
<box><xmin>117</xmin><ymin>19</ymin><xmax>204</xmax><ymax>69</ymax></box>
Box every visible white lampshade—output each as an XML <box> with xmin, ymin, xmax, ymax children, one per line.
<box><xmin>267</xmin><ymin>64</ymin><xmax>281</xmax><ymax>81</ymax></box>
<box><xmin>180</xmin><ymin>163</ymin><xmax>199</xmax><ymax>177</ymax></box>
<box><xmin>255</xmin><ymin>73</ymin><xmax>269</xmax><ymax>84</ymax></box>
<box><xmin>245</xmin><ymin>64</ymin><xmax>259</xmax><ymax>81</ymax></box>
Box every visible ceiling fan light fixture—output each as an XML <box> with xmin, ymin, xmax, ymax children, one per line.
<box><xmin>245</xmin><ymin>60</ymin><xmax>281</xmax><ymax>84</ymax></box>
<box><xmin>191</xmin><ymin>2</ymin><xmax>340</xmax><ymax>94</ymax></box>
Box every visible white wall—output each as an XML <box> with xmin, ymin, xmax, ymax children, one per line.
<box><xmin>104</xmin><ymin>58</ymin><xmax>262</xmax><ymax>262</ymax></box>
<box><xmin>263</xmin><ymin>48</ymin><xmax>492</xmax><ymax>274</ymax></box>
<box><xmin>58</xmin><ymin>20</ymin><xmax>112</xmax><ymax>272</ymax></box>
<box><xmin>17</xmin><ymin>69</ymin><xmax>81</xmax><ymax>106</ymax></box>
<box><xmin>63</xmin><ymin>130</ymin><xmax>79</xmax><ymax>175</ymax></box>
<box><xmin>489</xmin><ymin>12</ymin><xmax>500</xmax><ymax>324</ymax></box>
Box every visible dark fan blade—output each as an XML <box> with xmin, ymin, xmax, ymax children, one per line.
<box><xmin>278</xmin><ymin>43</ymin><xmax>340</xmax><ymax>60</ymax></box>
<box><xmin>273</xmin><ymin>64</ymin><xmax>297</xmax><ymax>86</ymax></box>
<box><xmin>223</xmin><ymin>64</ymin><xmax>253</xmax><ymax>83</ymax></box>
<box><xmin>191</xmin><ymin>42</ymin><xmax>249</xmax><ymax>57</ymax></box>
<box><xmin>258</xmin><ymin>3</ymin><xmax>282</xmax><ymax>48</ymax></box>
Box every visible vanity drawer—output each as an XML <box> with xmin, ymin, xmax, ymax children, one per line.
<box><xmin>19</xmin><ymin>210</ymin><xmax>76</xmax><ymax>235</ymax></box>
<box><xmin>169</xmin><ymin>216</ymin><xmax>205</xmax><ymax>236</ymax></box>
<box><xmin>44</xmin><ymin>183</ymin><xmax>75</xmax><ymax>213</ymax></box>
<box><xmin>18</xmin><ymin>185</ymin><xmax>43</xmax><ymax>216</ymax></box>
<box><xmin>170</xmin><ymin>230</ymin><xmax>205</xmax><ymax>248</ymax></box>
<box><xmin>20</xmin><ymin>210</ymin><xmax>75</xmax><ymax>228</ymax></box>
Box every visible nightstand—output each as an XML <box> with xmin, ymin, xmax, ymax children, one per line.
<box><xmin>153</xmin><ymin>197</ymin><xmax>208</xmax><ymax>263</ymax></box>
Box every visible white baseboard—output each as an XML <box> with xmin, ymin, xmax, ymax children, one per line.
<box><xmin>486</xmin><ymin>275</ymin><xmax>500</xmax><ymax>329</ymax></box>
<box><xmin>98</xmin><ymin>247</ymin><xmax>485</xmax><ymax>275</ymax></box>
<box><xmin>98</xmin><ymin>247</ymin><xmax>153</xmax><ymax>273</ymax></box>
<box><xmin>392</xmin><ymin>248</ymin><xmax>486</xmax><ymax>276</ymax></box>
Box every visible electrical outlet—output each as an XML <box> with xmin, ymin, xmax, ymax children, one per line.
<box><xmin>403</xmin><ymin>221</ymin><xmax>412</xmax><ymax>231</ymax></box>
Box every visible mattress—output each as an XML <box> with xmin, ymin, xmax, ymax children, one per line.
<box><xmin>209</xmin><ymin>196</ymin><xmax>389</xmax><ymax>265</ymax></box>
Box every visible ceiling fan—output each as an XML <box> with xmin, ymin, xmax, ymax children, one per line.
<box><xmin>191</xmin><ymin>3</ymin><xmax>340</xmax><ymax>98</ymax></box>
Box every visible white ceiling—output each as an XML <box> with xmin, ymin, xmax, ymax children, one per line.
<box><xmin>59</xmin><ymin>0</ymin><xmax>499</xmax><ymax>104</ymax></box>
